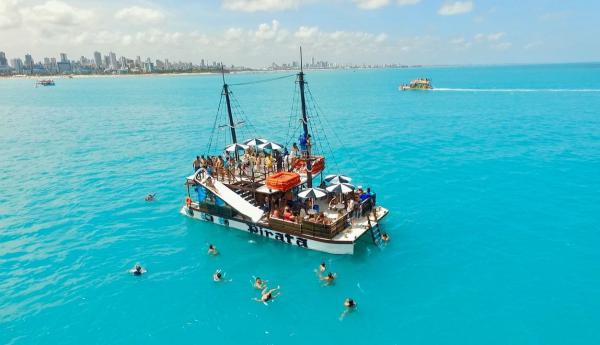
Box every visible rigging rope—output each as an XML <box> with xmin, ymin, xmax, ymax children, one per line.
<box><xmin>229</xmin><ymin>73</ymin><xmax>296</xmax><ymax>86</ymax></box>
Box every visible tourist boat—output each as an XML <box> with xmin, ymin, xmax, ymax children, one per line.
<box><xmin>180</xmin><ymin>50</ymin><xmax>389</xmax><ymax>255</ymax></box>
<box><xmin>400</xmin><ymin>78</ymin><xmax>432</xmax><ymax>90</ymax></box>
<box><xmin>36</xmin><ymin>79</ymin><xmax>55</xmax><ymax>86</ymax></box>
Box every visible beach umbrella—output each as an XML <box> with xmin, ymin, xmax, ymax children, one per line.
<box><xmin>258</xmin><ymin>142</ymin><xmax>284</xmax><ymax>151</ymax></box>
<box><xmin>243</xmin><ymin>138</ymin><xmax>268</xmax><ymax>146</ymax></box>
<box><xmin>298</xmin><ymin>187</ymin><xmax>327</xmax><ymax>199</ymax></box>
<box><xmin>326</xmin><ymin>183</ymin><xmax>355</xmax><ymax>194</ymax></box>
<box><xmin>324</xmin><ymin>174</ymin><xmax>352</xmax><ymax>184</ymax></box>
<box><xmin>225</xmin><ymin>143</ymin><xmax>249</xmax><ymax>152</ymax></box>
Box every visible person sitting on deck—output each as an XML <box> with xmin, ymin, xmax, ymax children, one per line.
<box><xmin>328</xmin><ymin>197</ymin><xmax>337</xmax><ymax>210</ymax></box>
<box><xmin>200</xmin><ymin>155</ymin><xmax>208</xmax><ymax>169</ymax></box>
<box><xmin>283</xmin><ymin>207</ymin><xmax>295</xmax><ymax>222</ymax></box>
<box><xmin>315</xmin><ymin>212</ymin><xmax>325</xmax><ymax>224</ymax></box>
<box><xmin>271</xmin><ymin>209</ymin><xmax>281</xmax><ymax>219</ymax></box>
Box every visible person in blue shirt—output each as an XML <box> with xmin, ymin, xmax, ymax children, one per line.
<box><xmin>359</xmin><ymin>188</ymin><xmax>372</xmax><ymax>202</ymax></box>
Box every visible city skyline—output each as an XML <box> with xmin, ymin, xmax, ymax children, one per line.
<box><xmin>0</xmin><ymin>1</ymin><xmax>599</xmax><ymax>67</ymax></box>
<box><xmin>0</xmin><ymin>48</ymin><xmax>414</xmax><ymax>76</ymax></box>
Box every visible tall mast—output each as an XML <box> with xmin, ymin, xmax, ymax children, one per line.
<box><xmin>222</xmin><ymin>65</ymin><xmax>237</xmax><ymax>144</ymax></box>
<box><xmin>298</xmin><ymin>47</ymin><xmax>313</xmax><ymax>187</ymax></box>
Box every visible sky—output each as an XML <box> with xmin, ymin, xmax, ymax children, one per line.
<box><xmin>0</xmin><ymin>0</ymin><xmax>599</xmax><ymax>67</ymax></box>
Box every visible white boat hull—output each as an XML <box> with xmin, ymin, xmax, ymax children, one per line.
<box><xmin>180</xmin><ymin>206</ymin><xmax>355</xmax><ymax>254</ymax></box>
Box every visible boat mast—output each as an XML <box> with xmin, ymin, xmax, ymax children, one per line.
<box><xmin>222</xmin><ymin>65</ymin><xmax>238</xmax><ymax>145</ymax></box>
<box><xmin>298</xmin><ymin>47</ymin><xmax>313</xmax><ymax>188</ymax></box>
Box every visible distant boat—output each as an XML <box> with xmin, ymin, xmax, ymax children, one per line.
<box><xmin>36</xmin><ymin>79</ymin><xmax>55</xmax><ymax>86</ymax></box>
<box><xmin>400</xmin><ymin>78</ymin><xmax>432</xmax><ymax>90</ymax></box>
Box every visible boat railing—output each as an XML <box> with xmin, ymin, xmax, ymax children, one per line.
<box><xmin>268</xmin><ymin>212</ymin><xmax>349</xmax><ymax>239</ymax></box>
<box><xmin>194</xmin><ymin>202</ymin><xmax>234</xmax><ymax>219</ymax></box>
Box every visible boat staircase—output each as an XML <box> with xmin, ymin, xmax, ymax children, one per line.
<box><xmin>234</xmin><ymin>189</ymin><xmax>258</xmax><ymax>207</ymax></box>
<box><xmin>366</xmin><ymin>210</ymin><xmax>382</xmax><ymax>246</ymax></box>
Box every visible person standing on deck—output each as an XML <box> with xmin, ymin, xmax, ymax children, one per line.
<box><xmin>193</xmin><ymin>156</ymin><xmax>202</xmax><ymax>172</ymax></box>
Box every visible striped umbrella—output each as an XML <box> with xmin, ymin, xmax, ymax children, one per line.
<box><xmin>298</xmin><ymin>187</ymin><xmax>327</xmax><ymax>199</ymax></box>
<box><xmin>243</xmin><ymin>138</ymin><xmax>268</xmax><ymax>146</ymax></box>
<box><xmin>324</xmin><ymin>174</ymin><xmax>352</xmax><ymax>184</ymax></box>
<box><xmin>225</xmin><ymin>143</ymin><xmax>249</xmax><ymax>152</ymax></box>
<box><xmin>258</xmin><ymin>142</ymin><xmax>284</xmax><ymax>151</ymax></box>
<box><xmin>326</xmin><ymin>183</ymin><xmax>355</xmax><ymax>194</ymax></box>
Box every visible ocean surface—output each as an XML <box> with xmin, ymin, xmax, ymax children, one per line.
<box><xmin>1</xmin><ymin>64</ymin><xmax>600</xmax><ymax>345</ymax></box>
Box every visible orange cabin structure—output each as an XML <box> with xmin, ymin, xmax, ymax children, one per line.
<box><xmin>266</xmin><ymin>172</ymin><xmax>301</xmax><ymax>191</ymax></box>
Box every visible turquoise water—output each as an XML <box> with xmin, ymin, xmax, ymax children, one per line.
<box><xmin>1</xmin><ymin>64</ymin><xmax>600</xmax><ymax>344</ymax></box>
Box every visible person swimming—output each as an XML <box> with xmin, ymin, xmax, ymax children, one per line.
<box><xmin>213</xmin><ymin>269</ymin><xmax>223</xmax><ymax>282</ymax></box>
<box><xmin>382</xmin><ymin>233</ymin><xmax>390</xmax><ymax>242</ymax></box>
<box><xmin>319</xmin><ymin>262</ymin><xmax>326</xmax><ymax>273</ymax></box>
<box><xmin>207</xmin><ymin>244</ymin><xmax>218</xmax><ymax>256</ymax></box>
<box><xmin>255</xmin><ymin>286</ymin><xmax>281</xmax><ymax>304</ymax></box>
<box><xmin>340</xmin><ymin>298</ymin><xmax>357</xmax><ymax>320</ymax></box>
<box><xmin>254</xmin><ymin>277</ymin><xmax>268</xmax><ymax>290</ymax></box>
<box><xmin>320</xmin><ymin>272</ymin><xmax>337</xmax><ymax>286</ymax></box>
<box><xmin>129</xmin><ymin>263</ymin><xmax>146</xmax><ymax>276</ymax></box>
<box><xmin>145</xmin><ymin>193</ymin><xmax>156</xmax><ymax>202</ymax></box>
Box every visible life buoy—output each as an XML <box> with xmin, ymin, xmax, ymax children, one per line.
<box><xmin>185</xmin><ymin>196</ymin><xmax>192</xmax><ymax>206</ymax></box>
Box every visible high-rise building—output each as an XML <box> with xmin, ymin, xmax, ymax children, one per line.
<box><xmin>24</xmin><ymin>54</ymin><xmax>33</xmax><ymax>69</ymax></box>
<box><xmin>11</xmin><ymin>58</ymin><xmax>23</xmax><ymax>73</ymax></box>
<box><xmin>109</xmin><ymin>52</ymin><xmax>117</xmax><ymax>70</ymax></box>
<box><xmin>60</xmin><ymin>53</ymin><xmax>68</xmax><ymax>63</ymax></box>
<box><xmin>0</xmin><ymin>52</ymin><xmax>8</xmax><ymax>66</ymax></box>
<box><xmin>94</xmin><ymin>51</ymin><xmax>102</xmax><ymax>69</ymax></box>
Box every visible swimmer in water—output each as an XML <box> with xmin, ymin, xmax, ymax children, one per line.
<box><xmin>339</xmin><ymin>298</ymin><xmax>357</xmax><ymax>320</ymax></box>
<box><xmin>382</xmin><ymin>233</ymin><xmax>390</xmax><ymax>242</ymax></box>
<box><xmin>129</xmin><ymin>263</ymin><xmax>146</xmax><ymax>276</ymax></box>
<box><xmin>145</xmin><ymin>193</ymin><xmax>156</xmax><ymax>202</ymax></box>
<box><xmin>318</xmin><ymin>262</ymin><xmax>326</xmax><ymax>273</ymax></box>
<box><xmin>254</xmin><ymin>277</ymin><xmax>268</xmax><ymax>290</ymax></box>
<box><xmin>213</xmin><ymin>269</ymin><xmax>223</xmax><ymax>282</ymax></box>
<box><xmin>207</xmin><ymin>244</ymin><xmax>218</xmax><ymax>256</ymax></box>
<box><xmin>255</xmin><ymin>286</ymin><xmax>281</xmax><ymax>304</ymax></box>
<box><xmin>320</xmin><ymin>272</ymin><xmax>337</xmax><ymax>286</ymax></box>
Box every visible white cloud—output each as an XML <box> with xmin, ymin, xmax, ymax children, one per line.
<box><xmin>474</xmin><ymin>32</ymin><xmax>506</xmax><ymax>42</ymax></box>
<box><xmin>115</xmin><ymin>6</ymin><xmax>165</xmax><ymax>24</ymax></box>
<box><xmin>295</xmin><ymin>26</ymin><xmax>319</xmax><ymax>39</ymax></box>
<box><xmin>524</xmin><ymin>41</ymin><xmax>542</xmax><ymax>50</ymax></box>
<box><xmin>492</xmin><ymin>42</ymin><xmax>511</xmax><ymax>50</ymax></box>
<box><xmin>438</xmin><ymin>1</ymin><xmax>473</xmax><ymax>16</ymax></box>
<box><xmin>0</xmin><ymin>0</ymin><xmax>22</xmax><ymax>29</ymax></box>
<box><xmin>354</xmin><ymin>0</ymin><xmax>389</xmax><ymax>10</ymax></box>
<box><xmin>20</xmin><ymin>0</ymin><xmax>93</xmax><ymax>26</ymax></box>
<box><xmin>223</xmin><ymin>0</ymin><xmax>304</xmax><ymax>12</ymax></box>
<box><xmin>487</xmin><ymin>32</ymin><xmax>504</xmax><ymax>41</ymax></box>
<box><xmin>397</xmin><ymin>0</ymin><xmax>421</xmax><ymax>5</ymax></box>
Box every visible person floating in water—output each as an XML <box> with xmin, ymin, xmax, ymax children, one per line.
<box><xmin>255</xmin><ymin>286</ymin><xmax>281</xmax><ymax>305</ymax></box>
<box><xmin>320</xmin><ymin>272</ymin><xmax>337</xmax><ymax>286</ymax></box>
<box><xmin>318</xmin><ymin>262</ymin><xmax>326</xmax><ymax>273</ymax></box>
<box><xmin>207</xmin><ymin>244</ymin><xmax>218</xmax><ymax>256</ymax></box>
<box><xmin>381</xmin><ymin>233</ymin><xmax>390</xmax><ymax>242</ymax></box>
<box><xmin>129</xmin><ymin>263</ymin><xmax>146</xmax><ymax>276</ymax></box>
<box><xmin>213</xmin><ymin>269</ymin><xmax>224</xmax><ymax>282</ymax></box>
<box><xmin>145</xmin><ymin>193</ymin><xmax>156</xmax><ymax>202</ymax></box>
<box><xmin>339</xmin><ymin>298</ymin><xmax>357</xmax><ymax>320</ymax></box>
<box><xmin>253</xmin><ymin>277</ymin><xmax>268</xmax><ymax>290</ymax></box>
